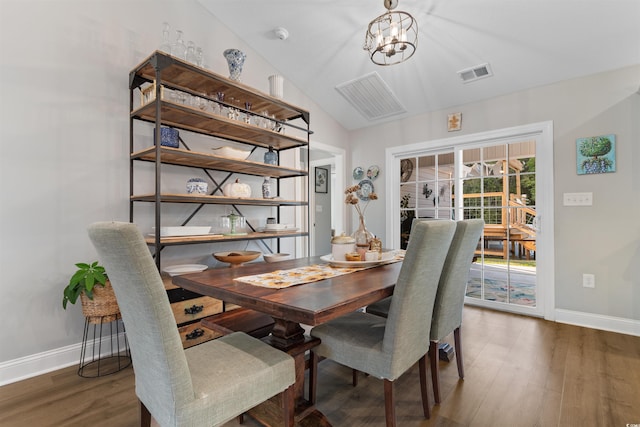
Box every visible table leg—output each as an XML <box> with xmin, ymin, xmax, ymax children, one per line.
<box><xmin>248</xmin><ymin>320</ymin><xmax>331</xmax><ymax>426</ymax></box>
<box><xmin>269</xmin><ymin>318</ymin><xmax>306</xmax><ymax>348</ymax></box>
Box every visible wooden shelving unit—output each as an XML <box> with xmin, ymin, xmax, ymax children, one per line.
<box><xmin>129</xmin><ymin>50</ymin><xmax>311</xmax><ymax>265</ymax></box>
<box><xmin>128</xmin><ymin>51</ymin><xmax>311</xmax><ymax>347</ymax></box>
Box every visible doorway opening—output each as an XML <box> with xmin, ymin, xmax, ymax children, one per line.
<box><xmin>310</xmin><ymin>142</ymin><xmax>346</xmax><ymax>257</ymax></box>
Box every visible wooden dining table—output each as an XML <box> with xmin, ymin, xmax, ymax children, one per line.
<box><xmin>173</xmin><ymin>255</ymin><xmax>403</xmax><ymax>426</ymax></box>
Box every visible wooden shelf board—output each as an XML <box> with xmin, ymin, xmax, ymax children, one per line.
<box><xmin>131</xmin><ymin>146</ymin><xmax>308</xmax><ymax>178</ymax></box>
<box><xmin>131</xmin><ymin>193</ymin><xmax>308</xmax><ymax>206</ymax></box>
<box><xmin>132</xmin><ymin>101</ymin><xmax>307</xmax><ymax>150</ymax></box>
<box><xmin>130</xmin><ymin>51</ymin><xmax>309</xmax><ymax>123</ymax></box>
<box><xmin>145</xmin><ymin>230</ymin><xmax>309</xmax><ymax>246</ymax></box>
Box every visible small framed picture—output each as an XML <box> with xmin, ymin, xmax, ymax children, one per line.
<box><xmin>448</xmin><ymin>112</ymin><xmax>462</xmax><ymax>132</ymax></box>
<box><xmin>576</xmin><ymin>134</ymin><xmax>616</xmax><ymax>175</ymax></box>
<box><xmin>315</xmin><ymin>167</ymin><xmax>328</xmax><ymax>193</ymax></box>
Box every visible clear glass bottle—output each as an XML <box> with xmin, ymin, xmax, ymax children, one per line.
<box><xmin>159</xmin><ymin>22</ymin><xmax>171</xmax><ymax>53</ymax></box>
<box><xmin>171</xmin><ymin>30</ymin><xmax>187</xmax><ymax>60</ymax></box>
<box><xmin>195</xmin><ymin>47</ymin><xmax>204</xmax><ymax>67</ymax></box>
<box><xmin>264</xmin><ymin>146</ymin><xmax>278</xmax><ymax>165</ymax></box>
<box><xmin>186</xmin><ymin>41</ymin><xmax>197</xmax><ymax>64</ymax></box>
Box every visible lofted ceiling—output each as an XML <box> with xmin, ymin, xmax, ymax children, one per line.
<box><xmin>197</xmin><ymin>0</ymin><xmax>640</xmax><ymax>131</ymax></box>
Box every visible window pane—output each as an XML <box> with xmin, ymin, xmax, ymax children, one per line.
<box><xmin>418</xmin><ymin>182</ymin><xmax>436</xmax><ymax>208</ymax></box>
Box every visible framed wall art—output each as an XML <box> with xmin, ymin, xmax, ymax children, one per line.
<box><xmin>576</xmin><ymin>134</ymin><xmax>616</xmax><ymax>175</ymax></box>
<box><xmin>315</xmin><ymin>167</ymin><xmax>328</xmax><ymax>193</ymax></box>
<box><xmin>447</xmin><ymin>112</ymin><xmax>462</xmax><ymax>132</ymax></box>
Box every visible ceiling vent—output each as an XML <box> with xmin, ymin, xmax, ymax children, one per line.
<box><xmin>457</xmin><ymin>63</ymin><xmax>493</xmax><ymax>83</ymax></box>
<box><xmin>335</xmin><ymin>72</ymin><xmax>406</xmax><ymax>121</ymax></box>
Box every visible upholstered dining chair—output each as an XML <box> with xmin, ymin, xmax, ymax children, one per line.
<box><xmin>87</xmin><ymin>221</ymin><xmax>295</xmax><ymax>427</ymax></box>
<box><xmin>309</xmin><ymin>220</ymin><xmax>456</xmax><ymax>427</ymax></box>
<box><xmin>366</xmin><ymin>218</ymin><xmax>484</xmax><ymax>404</ymax></box>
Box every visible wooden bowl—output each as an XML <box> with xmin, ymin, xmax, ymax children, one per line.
<box><xmin>213</xmin><ymin>251</ymin><xmax>261</xmax><ymax>268</ymax></box>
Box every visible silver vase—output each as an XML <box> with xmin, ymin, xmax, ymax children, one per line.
<box><xmin>223</xmin><ymin>49</ymin><xmax>246</xmax><ymax>81</ymax></box>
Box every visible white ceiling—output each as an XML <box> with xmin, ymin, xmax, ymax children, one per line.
<box><xmin>198</xmin><ymin>0</ymin><xmax>640</xmax><ymax>131</ymax></box>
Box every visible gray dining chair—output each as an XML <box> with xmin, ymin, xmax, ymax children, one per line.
<box><xmin>366</xmin><ymin>218</ymin><xmax>484</xmax><ymax>404</ymax></box>
<box><xmin>87</xmin><ymin>221</ymin><xmax>295</xmax><ymax>427</ymax></box>
<box><xmin>309</xmin><ymin>220</ymin><xmax>456</xmax><ymax>427</ymax></box>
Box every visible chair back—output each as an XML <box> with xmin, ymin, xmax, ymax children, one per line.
<box><xmin>383</xmin><ymin>220</ymin><xmax>456</xmax><ymax>379</ymax></box>
<box><xmin>430</xmin><ymin>219</ymin><xmax>484</xmax><ymax>341</ymax></box>
<box><xmin>87</xmin><ymin>222</ymin><xmax>194</xmax><ymax>421</ymax></box>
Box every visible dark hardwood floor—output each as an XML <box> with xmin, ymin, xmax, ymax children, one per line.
<box><xmin>1</xmin><ymin>306</ymin><xmax>639</xmax><ymax>426</ymax></box>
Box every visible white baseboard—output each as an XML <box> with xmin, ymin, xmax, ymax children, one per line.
<box><xmin>0</xmin><ymin>332</ymin><xmax>128</xmax><ymax>386</ymax></box>
<box><xmin>3</xmin><ymin>310</ymin><xmax>637</xmax><ymax>386</ymax></box>
<box><xmin>555</xmin><ymin>309</ymin><xmax>640</xmax><ymax>336</ymax></box>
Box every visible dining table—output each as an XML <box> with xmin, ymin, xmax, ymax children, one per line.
<box><xmin>173</xmin><ymin>255</ymin><xmax>403</xmax><ymax>426</ymax></box>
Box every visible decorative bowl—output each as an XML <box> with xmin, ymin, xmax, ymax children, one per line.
<box><xmin>211</xmin><ymin>146</ymin><xmax>251</xmax><ymax>160</ymax></box>
<box><xmin>186</xmin><ymin>178</ymin><xmax>208</xmax><ymax>194</ymax></box>
<box><xmin>263</xmin><ymin>253</ymin><xmax>291</xmax><ymax>263</ymax></box>
<box><xmin>213</xmin><ymin>251</ymin><xmax>261</xmax><ymax>268</ymax></box>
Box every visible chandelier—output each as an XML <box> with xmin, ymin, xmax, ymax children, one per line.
<box><xmin>363</xmin><ymin>0</ymin><xmax>418</xmax><ymax>66</ymax></box>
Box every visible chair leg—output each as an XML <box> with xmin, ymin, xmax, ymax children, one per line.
<box><xmin>430</xmin><ymin>341</ymin><xmax>441</xmax><ymax>404</ymax></box>
<box><xmin>383</xmin><ymin>379</ymin><xmax>396</xmax><ymax>427</ymax></box>
<box><xmin>418</xmin><ymin>354</ymin><xmax>430</xmax><ymax>419</ymax></box>
<box><xmin>282</xmin><ymin>384</ymin><xmax>295</xmax><ymax>427</ymax></box>
<box><xmin>454</xmin><ymin>327</ymin><xmax>464</xmax><ymax>379</ymax></box>
<box><xmin>352</xmin><ymin>369</ymin><xmax>358</xmax><ymax>387</ymax></box>
<box><xmin>140</xmin><ymin>401</ymin><xmax>151</xmax><ymax>427</ymax></box>
<box><xmin>309</xmin><ymin>350</ymin><xmax>318</xmax><ymax>405</ymax></box>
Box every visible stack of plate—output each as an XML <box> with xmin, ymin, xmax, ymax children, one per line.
<box><xmin>263</xmin><ymin>224</ymin><xmax>298</xmax><ymax>233</ymax></box>
<box><xmin>153</xmin><ymin>226</ymin><xmax>212</xmax><ymax>237</ymax></box>
<box><xmin>162</xmin><ymin>264</ymin><xmax>208</xmax><ymax>276</ymax></box>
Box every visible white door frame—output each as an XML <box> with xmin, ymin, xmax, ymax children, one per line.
<box><xmin>310</xmin><ymin>141</ymin><xmax>346</xmax><ymax>256</ymax></box>
<box><xmin>385</xmin><ymin>121</ymin><xmax>555</xmax><ymax>320</ymax></box>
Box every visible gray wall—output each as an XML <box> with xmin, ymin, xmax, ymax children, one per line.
<box><xmin>0</xmin><ymin>0</ymin><xmax>349</xmax><ymax>373</ymax></box>
<box><xmin>349</xmin><ymin>66</ymin><xmax>640</xmax><ymax>324</ymax></box>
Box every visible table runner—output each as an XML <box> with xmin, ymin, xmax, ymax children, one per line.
<box><xmin>235</xmin><ymin>250</ymin><xmax>405</xmax><ymax>289</ymax></box>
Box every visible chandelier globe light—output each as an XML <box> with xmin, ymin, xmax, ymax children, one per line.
<box><xmin>363</xmin><ymin>0</ymin><xmax>418</xmax><ymax>66</ymax></box>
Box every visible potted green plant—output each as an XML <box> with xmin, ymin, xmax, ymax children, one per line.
<box><xmin>63</xmin><ymin>261</ymin><xmax>120</xmax><ymax>323</ymax></box>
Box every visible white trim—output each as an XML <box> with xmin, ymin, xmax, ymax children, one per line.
<box><xmin>555</xmin><ymin>309</ymin><xmax>640</xmax><ymax>336</ymax></box>
<box><xmin>386</xmin><ymin>121</ymin><xmax>555</xmax><ymax>319</ymax></box>
<box><xmin>309</xmin><ymin>141</ymin><xmax>346</xmax><ymax>255</ymax></box>
<box><xmin>0</xmin><ymin>332</ymin><xmax>128</xmax><ymax>386</ymax></box>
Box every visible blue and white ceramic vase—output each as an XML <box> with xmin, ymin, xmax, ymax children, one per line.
<box><xmin>223</xmin><ymin>49</ymin><xmax>246</xmax><ymax>81</ymax></box>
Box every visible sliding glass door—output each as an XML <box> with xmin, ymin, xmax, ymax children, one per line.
<box><xmin>387</xmin><ymin>122</ymin><xmax>553</xmax><ymax>318</ymax></box>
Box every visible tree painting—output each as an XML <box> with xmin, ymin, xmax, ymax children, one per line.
<box><xmin>576</xmin><ymin>134</ymin><xmax>616</xmax><ymax>175</ymax></box>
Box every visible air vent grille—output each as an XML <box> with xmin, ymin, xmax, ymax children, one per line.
<box><xmin>335</xmin><ymin>72</ymin><xmax>406</xmax><ymax>121</ymax></box>
<box><xmin>457</xmin><ymin>63</ymin><xmax>493</xmax><ymax>83</ymax></box>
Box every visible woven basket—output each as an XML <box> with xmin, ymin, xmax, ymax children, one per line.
<box><xmin>80</xmin><ymin>281</ymin><xmax>121</xmax><ymax>324</ymax></box>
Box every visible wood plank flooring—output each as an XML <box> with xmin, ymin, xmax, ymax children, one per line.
<box><xmin>1</xmin><ymin>306</ymin><xmax>639</xmax><ymax>426</ymax></box>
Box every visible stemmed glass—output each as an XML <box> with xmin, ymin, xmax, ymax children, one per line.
<box><xmin>159</xmin><ymin>22</ymin><xmax>171</xmax><ymax>53</ymax></box>
<box><xmin>171</xmin><ymin>30</ymin><xmax>187</xmax><ymax>60</ymax></box>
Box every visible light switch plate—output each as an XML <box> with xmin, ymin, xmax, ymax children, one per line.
<box><xmin>582</xmin><ymin>273</ymin><xmax>595</xmax><ymax>288</ymax></box>
<box><xmin>563</xmin><ymin>192</ymin><xmax>593</xmax><ymax>206</ymax></box>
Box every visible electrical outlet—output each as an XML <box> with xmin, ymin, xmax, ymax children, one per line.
<box><xmin>563</xmin><ymin>192</ymin><xmax>593</xmax><ymax>206</ymax></box>
<box><xmin>582</xmin><ymin>273</ymin><xmax>595</xmax><ymax>288</ymax></box>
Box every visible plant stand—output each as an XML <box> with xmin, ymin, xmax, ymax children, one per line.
<box><xmin>77</xmin><ymin>314</ymin><xmax>131</xmax><ymax>378</ymax></box>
